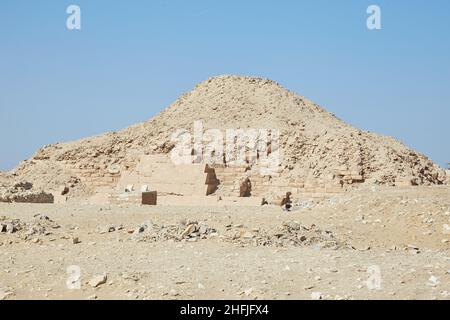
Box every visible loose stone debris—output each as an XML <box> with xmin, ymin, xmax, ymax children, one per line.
<box><xmin>222</xmin><ymin>221</ymin><xmax>342</xmax><ymax>248</ymax></box>
<box><xmin>0</xmin><ymin>214</ymin><xmax>60</xmax><ymax>240</ymax></box>
<box><xmin>96</xmin><ymin>224</ymin><xmax>123</xmax><ymax>234</ymax></box>
<box><xmin>131</xmin><ymin>220</ymin><xmax>217</xmax><ymax>243</ymax></box>
<box><xmin>126</xmin><ymin>219</ymin><xmax>341</xmax><ymax>248</ymax></box>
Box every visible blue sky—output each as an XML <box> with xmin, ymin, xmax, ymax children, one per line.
<box><xmin>0</xmin><ymin>0</ymin><xmax>449</xmax><ymax>170</ymax></box>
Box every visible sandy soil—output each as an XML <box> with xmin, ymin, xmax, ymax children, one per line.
<box><xmin>1</xmin><ymin>186</ymin><xmax>450</xmax><ymax>300</ymax></box>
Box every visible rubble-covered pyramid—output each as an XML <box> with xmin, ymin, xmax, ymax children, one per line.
<box><xmin>4</xmin><ymin>75</ymin><xmax>448</xmax><ymax>198</ymax></box>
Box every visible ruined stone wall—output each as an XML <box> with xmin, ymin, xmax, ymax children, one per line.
<box><xmin>62</xmin><ymin>153</ymin><xmax>430</xmax><ymax>206</ymax></box>
<box><xmin>212</xmin><ymin>164</ymin><xmax>360</xmax><ymax>202</ymax></box>
<box><xmin>8</xmin><ymin>192</ymin><xmax>54</xmax><ymax>204</ymax></box>
<box><xmin>0</xmin><ymin>190</ymin><xmax>54</xmax><ymax>204</ymax></box>
<box><xmin>67</xmin><ymin>163</ymin><xmax>122</xmax><ymax>190</ymax></box>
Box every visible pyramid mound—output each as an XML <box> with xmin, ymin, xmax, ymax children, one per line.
<box><xmin>8</xmin><ymin>75</ymin><xmax>447</xmax><ymax>198</ymax></box>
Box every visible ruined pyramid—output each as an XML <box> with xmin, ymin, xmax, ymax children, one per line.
<box><xmin>4</xmin><ymin>75</ymin><xmax>447</xmax><ymax>201</ymax></box>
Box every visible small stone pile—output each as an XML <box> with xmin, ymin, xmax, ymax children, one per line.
<box><xmin>222</xmin><ymin>221</ymin><xmax>341</xmax><ymax>248</ymax></box>
<box><xmin>0</xmin><ymin>214</ymin><xmax>60</xmax><ymax>239</ymax></box>
<box><xmin>132</xmin><ymin>220</ymin><xmax>217</xmax><ymax>243</ymax></box>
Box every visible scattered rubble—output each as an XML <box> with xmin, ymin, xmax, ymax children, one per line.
<box><xmin>0</xmin><ymin>188</ymin><xmax>449</xmax><ymax>300</ymax></box>
<box><xmin>0</xmin><ymin>214</ymin><xmax>60</xmax><ymax>240</ymax></box>
<box><xmin>125</xmin><ymin>219</ymin><xmax>342</xmax><ymax>248</ymax></box>
<box><xmin>131</xmin><ymin>220</ymin><xmax>217</xmax><ymax>243</ymax></box>
<box><xmin>96</xmin><ymin>224</ymin><xmax>123</xmax><ymax>234</ymax></box>
<box><xmin>222</xmin><ymin>221</ymin><xmax>342</xmax><ymax>248</ymax></box>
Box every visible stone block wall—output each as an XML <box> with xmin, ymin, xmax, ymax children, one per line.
<box><xmin>68</xmin><ymin>164</ymin><xmax>122</xmax><ymax>189</ymax></box>
<box><xmin>212</xmin><ymin>164</ymin><xmax>356</xmax><ymax>202</ymax></box>
<box><xmin>63</xmin><ymin>154</ymin><xmax>375</xmax><ymax>205</ymax></box>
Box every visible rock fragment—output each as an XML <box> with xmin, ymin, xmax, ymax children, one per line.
<box><xmin>181</xmin><ymin>224</ymin><xmax>196</xmax><ymax>238</ymax></box>
<box><xmin>89</xmin><ymin>274</ymin><xmax>107</xmax><ymax>288</ymax></box>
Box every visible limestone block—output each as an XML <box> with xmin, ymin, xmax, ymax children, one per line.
<box><xmin>351</xmin><ymin>175</ymin><xmax>364</xmax><ymax>182</ymax></box>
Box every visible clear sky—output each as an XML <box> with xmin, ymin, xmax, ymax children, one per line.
<box><xmin>1</xmin><ymin>0</ymin><xmax>449</xmax><ymax>171</ymax></box>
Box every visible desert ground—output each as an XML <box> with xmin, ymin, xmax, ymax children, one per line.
<box><xmin>1</xmin><ymin>185</ymin><xmax>449</xmax><ymax>300</ymax></box>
